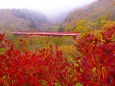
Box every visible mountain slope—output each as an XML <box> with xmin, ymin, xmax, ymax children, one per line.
<box><xmin>0</xmin><ymin>9</ymin><xmax>50</xmax><ymax>32</ymax></box>
<box><xmin>63</xmin><ymin>0</ymin><xmax>115</xmax><ymax>30</ymax></box>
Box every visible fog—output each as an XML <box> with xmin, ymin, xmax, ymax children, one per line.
<box><xmin>0</xmin><ymin>0</ymin><xmax>96</xmax><ymax>18</ymax></box>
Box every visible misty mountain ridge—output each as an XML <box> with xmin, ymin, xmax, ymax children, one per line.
<box><xmin>0</xmin><ymin>9</ymin><xmax>53</xmax><ymax>32</ymax></box>
<box><xmin>0</xmin><ymin>0</ymin><xmax>115</xmax><ymax>32</ymax></box>
<box><xmin>63</xmin><ymin>0</ymin><xmax>115</xmax><ymax>30</ymax></box>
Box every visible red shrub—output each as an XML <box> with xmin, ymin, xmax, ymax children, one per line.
<box><xmin>0</xmin><ymin>26</ymin><xmax>114</xmax><ymax>86</ymax></box>
<box><xmin>74</xmin><ymin>26</ymin><xmax>115</xmax><ymax>86</ymax></box>
<box><xmin>0</xmin><ymin>34</ymin><xmax>75</xmax><ymax>86</ymax></box>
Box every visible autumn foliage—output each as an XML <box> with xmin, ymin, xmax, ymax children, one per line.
<box><xmin>0</xmin><ymin>33</ymin><xmax>75</xmax><ymax>85</ymax></box>
<box><xmin>0</xmin><ymin>26</ymin><xmax>115</xmax><ymax>86</ymax></box>
<box><xmin>74</xmin><ymin>26</ymin><xmax>115</xmax><ymax>85</ymax></box>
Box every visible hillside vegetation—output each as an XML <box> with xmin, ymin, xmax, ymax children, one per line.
<box><xmin>0</xmin><ymin>9</ymin><xmax>51</xmax><ymax>32</ymax></box>
<box><xmin>63</xmin><ymin>0</ymin><xmax>115</xmax><ymax>31</ymax></box>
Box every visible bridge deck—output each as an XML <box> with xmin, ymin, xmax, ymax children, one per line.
<box><xmin>11</xmin><ymin>32</ymin><xmax>80</xmax><ymax>36</ymax></box>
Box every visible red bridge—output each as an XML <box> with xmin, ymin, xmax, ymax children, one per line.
<box><xmin>11</xmin><ymin>31</ymin><xmax>80</xmax><ymax>37</ymax></box>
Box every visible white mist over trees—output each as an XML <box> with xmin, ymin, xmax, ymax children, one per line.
<box><xmin>0</xmin><ymin>0</ymin><xmax>96</xmax><ymax>19</ymax></box>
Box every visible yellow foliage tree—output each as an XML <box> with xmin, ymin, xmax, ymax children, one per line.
<box><xmin>73</xmin><ymin>20</ymin><xmax>90</xmax><ymax>32</ymax></box>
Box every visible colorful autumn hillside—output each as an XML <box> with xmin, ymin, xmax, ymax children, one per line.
<box><xmin>0</xmin><ymin>0</ymin><xmax>114</xmax><ymax>32</ymax></box>
<box><xmin>0</xmin><ymin>9</ymin><xmax>52</xmax><ymax>32</ymax></box>
<box><xmin>63</xmin><ymin>0</ymin><xmax>115</xmax><ymax>31</ymax></box>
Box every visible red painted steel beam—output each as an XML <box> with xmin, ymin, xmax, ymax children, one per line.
<box><xmin>11</xmin><ymin>31</ymin><xmax>80</xmax><ymax>36</ymax></box>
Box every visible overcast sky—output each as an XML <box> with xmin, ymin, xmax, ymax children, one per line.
<box><xmin>0</xmin><ymin>0</ymin><xmax>96</xmax><ymax>17</ymax></box>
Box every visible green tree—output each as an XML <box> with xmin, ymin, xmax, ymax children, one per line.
<box><xmin>58</xmin><ymin>27</ymin><xmax>65</xmax><ymax>32</ymax></box>
<box><xmin>88</xmin><ymin>16</ymin><xmax>106</xmax><ymax>30</ymax></box>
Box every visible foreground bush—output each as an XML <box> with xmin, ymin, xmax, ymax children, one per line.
<box><xmin>0</xmin><ymin>34</ymin><xmax>76</xmax><ymax>86</ymax></box>
<box><xmin>74</xmin><ymin>26</ymin><xmax>115</xmax><ymax>85</ymax></box>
